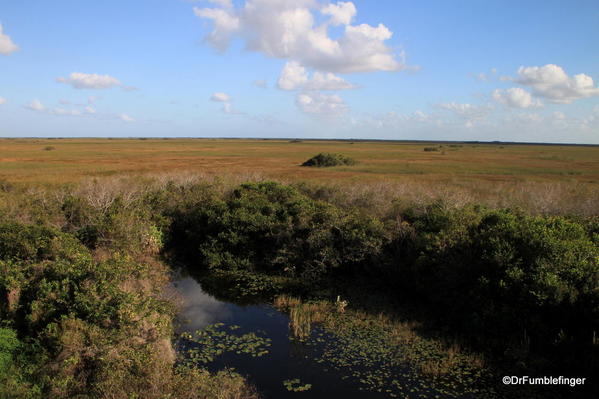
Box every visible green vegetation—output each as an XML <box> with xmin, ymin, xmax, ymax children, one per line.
<box><xmin>0</xmin><ymin>162</ymin><xmax>597</xmax><ymax>398</ymax></box>
<box><xmin>181</xmin><ymin>323</ymin><xmax>271</xmax><ymax>365</ymax></box>
<box><xmin>168</xmin><ymin>182</ymin><xmax>383</xmax><ymax>281</ymax></box>
<box><xmin>282</xmin><ymin>379</ymin><xmax>312</xmax><ymax>392</ymax></box>
<box><xmin>301</xmin><ymin>152</ymin><xmax>357</xmax><ymax>167</ymax></box>
<box><xmin>163</xmin><ymin>180</ymin><xmax>597</xmax><ymax>397</ymax></box>
<box><xmin>275</xmin><ymin>297</ymin><xmax>493</xmax><ymax>398</ymax></box>
<box><xmin>0</xmin><ymin>199</ymin><xmax>258</xmax><ymax>397</ymax></box>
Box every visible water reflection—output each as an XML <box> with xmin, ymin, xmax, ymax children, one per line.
<box><xmin>173</xmin><ymin>277</ymin><xmax>231</xmax><ymax>331</ymax></box>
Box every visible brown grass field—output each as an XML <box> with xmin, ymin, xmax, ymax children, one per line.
<box><xmin>1</xmin><ymin>138</ymin><xmax>598</xmax><ymax>216</ymax></box>
<box><xmin>1</xmin><ymin>138</ymin><xmax>598</xmax><ymax>184</ymax></box>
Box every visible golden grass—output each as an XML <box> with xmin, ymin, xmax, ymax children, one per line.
<box><xmin>1</xmin><ymin>138</ymin><xmax>597</xmax><ymax>216</ymax></box>
<box><xmin>1</xmin><ymin>138</ymin><xmax>598</xmax><ymax>185</ymax></box>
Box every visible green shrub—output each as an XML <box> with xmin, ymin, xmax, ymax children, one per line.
<box><xmin>423</xmin><ymin>147</ymin><xmax>439</xmax><ymax>152</ymax></box>
<box><xmin>396</xmin><ymin>207</ymin><xmax>599</xmax><ymax>348</ymax></box>
<box><xmin>168</xmin><ymin>182</ymin><xmax>385</xmax><ymax>280</ymax></box>
<box><xmin>0</xmin><ymin>222</ymin><xmax>87</xmax><ymax>263</ymax></box>
<box><xmin>301</xmin><ymin>153</ymin><xmax>357</xmax><ymax>167</ymax></box>
<box><xmin>0</xmin><ymin>328</ymin><xmax>19</xmax><ymax>377</ymax></box>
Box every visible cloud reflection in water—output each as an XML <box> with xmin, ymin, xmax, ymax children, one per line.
<box><xmin>173</xmin><ymin>277</ymin><xmax>232</xmax><ymax>331</ymax></box>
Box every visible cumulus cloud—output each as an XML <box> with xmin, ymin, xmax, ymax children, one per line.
<box><xmin>194</xmin><ymin>0</ymin><xmax>405</xmax><ymax>74</ymax></box>
<box><xmin>277</xmin><ymin>61</ymin><xmax>356</xmax><ymax>91</ymax></box>
<box><xmin>492</xmin><ymin>87</ymin><xmax>543</xmax><ymax>109</ymax></box>
<box><xmin>210</xmin><ymin>91</ymin><xmax>244</xmax><ymax>114</ymax></box>
<box><xmin>277</xmin><ymin>61</ymin><xmax>309</xmax><ymax>90</ymax></box>
<box><xmin>0</xmin><ymin>24</ymin><xmax>18</xmax><ymax>55</ymax></box>
<box><xmin>25</xmin><ymin>99</ymin><xmax>45</xmax><ymax>111</ymax></box>
<box><xmin>56</xmin><ymin>72</ymin><xmax>122</xmax><ymax>90</ymax></box>
<box><xmin>119</xmin><ymin>114</ymin><xmax>135</xmax><ymax>122</ymax></box>
<box><xmin>194</xmin><ymin>7</ymin><xmax>240</xmax><ymax>50</ymax></box>
<box><xmin>321</xmin><ymin>1</ymin><xmax>356</xmax><ymax>26</ymax></box>
<box><xmin>295</xmin><ymin>91</ymin><xmax>348</xmax><ymax>117</ymax></box>
<box><xmin>25</xmin><ymin>97</ymin><xmax>133</xmax><ymax>122</ymax></box>
<box><xmin>306</xmin><ymin>71</ymin><xmax>356</xmax><ymax>90</ymax></box>
<box><xmin>438</xmin><ymin>102</ymin><xmax>491</xmax><ymax>121</ymax></box>
<box><xmin>513</xmin><ymin>64</ymin><xmax>599</xmax><ymax>104</ymax></box>
<box><xmin>210</xmin><ymin>92</ymin><xmax>231</xmax><ymax>102</ymax></box>
<box><xmin>0</xmin><ymin>97</ymin><xmax>6</xmax><ymax>105</ymax></box>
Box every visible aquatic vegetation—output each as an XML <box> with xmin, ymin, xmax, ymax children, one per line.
<box><xmin>276</xmin><ymin>296</ymin><xmax>498</xmax><ymax>398</ymax></box>
<box><xmin>273</xmin><ymin>295</ymin><xmax>302</xmax><ymax>309</ymax></box>
<box><xmin>181</xmin><ymin>323</ymin><xmax>272</xmax><ymax>365</ymax></box>
<box><xmin>283</xmin><ymin>378</ymin><xmax>312</xmax><ymax>392</ymax></box>
<box><xmin>283</xmin><ymin>299</ymin><xmax>332</xmax><ymax>340</ymax></box>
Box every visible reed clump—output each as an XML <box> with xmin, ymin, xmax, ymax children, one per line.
<box><xmin>275</xmin><ymin>296</ymin><xmax>332</xmax><ymax>340</ymax></box>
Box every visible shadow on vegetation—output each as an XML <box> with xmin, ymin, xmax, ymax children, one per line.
<box><xmin>0</xmin><ymin>175</ymin><xmax>597</xmax><ymax>398</ymax></box>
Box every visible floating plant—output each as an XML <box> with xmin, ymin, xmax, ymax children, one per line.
<box><xmin>180</xmin><ymin>323</ymin><xmax>272</xmax><ymax>366</ymax></box>
<box><xmin>283</xmin><ymin>378</ymin><xmax>312</xmax><ymax>392</ymax></box>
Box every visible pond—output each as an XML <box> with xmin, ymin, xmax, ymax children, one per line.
<box><xmin>172</xmin><ymin>275</ymin><xmax>488</xmax><ymax>399</ymax></box>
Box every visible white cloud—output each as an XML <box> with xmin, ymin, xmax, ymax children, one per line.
<box><xmin>306</xmin><ymin>71</ymin><xmax>356</xmax><ymax>90</ymax></box>
<box><xmin>52</xmin><ymin>108</ymin><xmax>82</xmax><ymax>116</ymax></box>
<box><xmin>277</xmin><ymin>61</ymin><xmax>309</xmax><ymax>90</ymax></box>
<box><xmin>492</xmin><ymin>88</ymin><xmax>543</xmax><ymax>109</ymax></box>
<box><xmin>194</xmin><ymin>0</ymin><xmax>405</xmax><ymax>74</ymax></box>
<box><xmin>514</xmin><ymin>64</ymin><xmax>599</xmax><ymax>104</ymax></box>
<box><xmin>321</xmin><ymin>1</ymin><xmax>357</xmax><ymax>26</ymax></box>
<box><xmin>193</xmin><ymin>7</ymin><xmax>240</xmax><ymax>50</ymax></box>
<box><xmin>210</xmin><ymin>91</ymin><xmax>244</xmax><ymax>114</ymax></box>
<box><xmin>0</xmin><ymin>24</ymin><xmax>18</xmax><ymax>55</ymax></box>
<box><xmin>222</xmin><ymin>102</ymin><xmax>244</xmax><ymax>114</ymax></box>
<box><xmin>25</xmin><ymin>99</ymin><xmax>45</xmax><ymax>111</ymax></box>
<box><xmin>277</xmin><ymin>61</ymin><xmax>356</xmax><ymax>91</ymax></box>
<box><xmin>0</xmin><ymin>97</ymin><xmax>6</xmax><ymax>105</ymax></box>
<box><xmin>56</xmin><ymin>72</ymin><xmax>122</xmax><ymax>90</ymax></box>
<box><xmin>119</xmin><ymin>114</ymin><xmax>135</xmax><ymax>122</ymax></box>
<box><xmin>24</xmin><ymin>97</ymin><xmax>133</xmax><ymax>122</ymax></box>
<box><xmin>295</xmin><ymin>91</ymin><xmax>348</xmax><ymax>117</ymax></box>
<box><xmin>438</xmin><ymin>102</ymin><xmax>491</xmax><ymax>121</ymax></box>
<box><xmin>474</xmin><ymin>68</ymin><xmax>497</xmax><ymax>82</ymax></box>
<box><xmin>210</xmin><ymin>92</ymin><xmax>231</xmax><ymax>102</ymax></box>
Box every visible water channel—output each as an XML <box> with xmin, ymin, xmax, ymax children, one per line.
<box><xmin>172</xmin><ymin>275</ymin><xmax>485</xmax><ymax>399</ymax></box>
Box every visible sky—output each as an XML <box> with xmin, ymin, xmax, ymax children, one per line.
<box><xmin>0</xmin><ymin>0</ymin><xmax>598</xmax><ymax>143</ymax></box>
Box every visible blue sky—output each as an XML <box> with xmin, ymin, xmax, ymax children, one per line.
<box><xmin>0</xmin><ymin>0</ymin><xmax>598</xmax><ymax>143</ymax></box>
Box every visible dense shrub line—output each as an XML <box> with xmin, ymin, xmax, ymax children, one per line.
<box><xmin>165</xmin><ymin>182</ymin><xmax>598</xmax><ymax>380</ymax></box>
<box><xmin>0</xmin><ymin>177</ymin><xmax>597</xmax><ymax>396</ymax></box>
<box><xmin>0</xmin><ymin>216</ymin><xmax>257</xmax><ymax>395</ymax></box>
